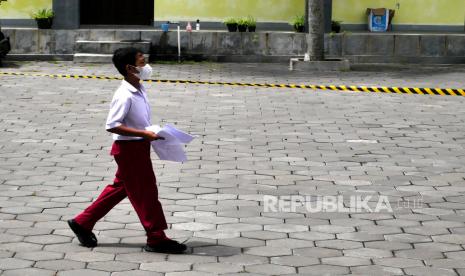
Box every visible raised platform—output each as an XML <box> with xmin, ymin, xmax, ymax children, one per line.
<box><xmin>2</xmin><ymin>28</ymin><xmax>465</xmax><ymax>64</ymax></box>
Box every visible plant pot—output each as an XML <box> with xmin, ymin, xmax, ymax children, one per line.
<box><xmin>248</xmin><ymin>26</ymin><xmax>256</xmax><ymax>32</ymax></box>
<box><xmin>237</xmin><ymin>25</ymin><xmax>247</xmax><ymax>32</ymax></box>
<box><xmin>226</xmin><ymin>23</ymin><xmax>237</xmax><ymax>32</ymax></box>
<box><xmin>332</xmin><ymin>25</ymin><xmax>341</xmax><ymax>33</ymax></box>
<box><xmin>294</xmin><ymin>25</ymin><xmax>305</xmax><ymax>33</ymax></box>
<box><xmin>36</xmin><ymin>18</ymin><xmax>53</xmax><ymax>29</ymax></box>
<box><xmin>161</xmin><ymin>23</ymin><xmax>170</xmax><ymax>32</ymax></box>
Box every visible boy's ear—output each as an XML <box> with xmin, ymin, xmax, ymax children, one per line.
<box><xmin>126</xmin><ymin>64</ymin><xmax>137</xmax><ymax>74</ymax></box>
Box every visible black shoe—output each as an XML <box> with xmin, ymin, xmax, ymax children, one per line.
<box><xmin>67</xmin><ymin>219</ymin><xmax>98</xmax><ymax>248</ymax></box>
<box><xmin>144</xmin><ymin>239</ymin><xmax>187</xmax><ymax>254</ymax></box>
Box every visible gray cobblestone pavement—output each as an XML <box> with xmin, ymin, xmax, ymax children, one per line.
<box><xmin>1</xmin><ymin>61</ymin><xmax>465</xmax><ymax>275</ymax></box>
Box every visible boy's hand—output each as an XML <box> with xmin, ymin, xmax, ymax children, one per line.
<box><xmin>142</xmin><ymin>130</ymin><xmax>165</xmax><ymax>141</ymax></box>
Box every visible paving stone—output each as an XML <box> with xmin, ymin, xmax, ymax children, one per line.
<box><xmin>374</xmin><ymin>257</ymin><xmax>425</xmax><ymax>268</ymax></box>
<box><xmin>165</xmin><ymin>272</ymin><xmax>215</xmax><ymax>276</ymax></box>
<box><xmin>336</xmin><ymin>232</ymin><xmax>384</xmax><ymax>242</ymax></box>
<box><xmin>322</xmin><ymin>256</ymin><xmax>371</xmax><ymax>266</ymax></box>
<box><xmin>2</xmin><ymin>268</ymin><xmax>57</xmax><ymax>276</ymax></box>
<box><xmin>194</xmin><ymin>262</ymin><xmax>244</xmax><ymax>274</ymax></box>
<box><xmin>267</xmin><ymin>238</ymin><xmax>315</xmax><ymax>249</ymax></box>
<box><xmin>0</xmin><ymin>234</ymin><xmax>23</xmax><ymax>243</ymax></box>
<box><xmin>173</xmin><ymin>211</ymin><xmax>216</xmax><ymax>218</ymax></box>
<box><xmin>444</xmin><ymin>251</ymin><xmax>465</xmax><ymax>260</ymax></box>
<box><xmin>15</xmin><ymin>251</ymin><xmax>64</xmax><ymax>261</ymax></box>
<box><xmin>241</xmin><ymin>230</ymin><xmax>287</xmax><ymax>240</ymax></box>
<box><xmin>404</xmin><ymin>266</ymin><xmax>458</xmax><ymax>276</ymax></box>
<box><xmin>99</xmin><ymin>229</ymin><xmax>145</xmax><ymax>238</ymax></box>
<box><xmin>65</xmin><ymin>252</ymin><xmax>115</xmax><ymax>262</ymax></box>
<box><xmin>1</xmin><ymin>206</ymin><xmax>43</xmax><ymax>214</ymax></box>
<box><xmin>350</xmin><ymin>265</ymin><xmax>404</xmax><ymax>275</ymax></box>
<box><xmin>219</xmin><ymin>254</ymin><xmax>269</xmax><ymax>265</ymax></box>
<box><xmin>172</xmin><ymin>222</ymin><xmax>216</xmax><ymax>231</ymax></box>
<box><xmin>310</xmin><ymin>225</ymin><xmax>355</xmax><ymax>234</ymax></box>
<box><xmin>0</xmin><ymin>242</ymin><xmax>43</xmax><ymax>252</ymax></box>
<box><xmin>140</xmin><ymin>261</ymin><xmax>191</xmax><ymax>272</ymax></box>
<box><xmin>56</xmin><ymin>269</ymin><xmax>110</xmax><ymax>276</ymax></box>
<box><xmin>289</xmin><ymin>231</ymin><xmax>335</xmax><ymax>241</ymax></box>
<box><xmin>414</xmin><ymin>242</ymin><xmax>462</xmax><ymax>252</ymax></box>
<box><xmin>116</xmin><ymin>252</ymin><xmax>166</xmax><ymax>263</ymax></box>
<box><xmin>396</xmin><ymin>248</ymin><xmax>444</xmax><ymax>260</ymax></box>
<box><xmin>245</xmin><ymin>263</ymin><xmax>296</xmax><ymax>275</ymax></box>
<box><xmin>87</xmin><ymin>261</ymin><xmax>139</xmax><ymax>272</ymax></box>
<box><xmin>385</xmin><ymin>233</ymin><xmax>432</xmax><ymax>243</ymax></box>
<box><xmin>404</xmin><ymin>226</ymin><xmax>450</xmax><ymax>236</ymax></box>
<box><xmin>43</xmin><ymin>243</ymin><xmax>92</xmax><ymax>253</ymax></box>
<box><xmin>35</xmin><ymin>259</ymin><xmax>86</xmax><ymax>270</ymax></box>
<box><xmin>194</xmin><ymin>230</ymin><xmax>240</xmax><ymax>239</ymax></box>
<box><xmin>218</xmin><ymin>237</ymin><xmax>265</xmax><ymax>248</ymax></box>
<box><xmin>293</xmin><ymin>247</ymin><xmax>342</xmax><ymax>258</ymax></box>
<box><xmin>344</xmin><ymin>247</ymin><xmax>392</xmax><ymax>258</ymax></box>
<box><xmin>245</xmin><ymin>246</ymin><xmax>292</xmax><ymax>257</ymax></box>
<box><xmin>24</xmin><ymin>234</ymin><xmax>72</xmax><ymax>244</ymax></box>
<box><xmin>433</xmin><ymin>234</ymin><xmax>465</xmax><ymax>244</ymax></box>
<box><xmin>298</xmin><ymin>264</ymin><xmax>349</xmax><ymax>275</ymax></box>
<box><xmin>193</xmin><ymin>245</ymin><xmax>241</xmax><ymax>257</ymax></box>
<box><xmin>271</xmin><ymin>255</ymin><xmax>319</xmax><ymax>267</ymax></box>
<box><xmin>0</xmin><ymin>258</ymin><xmax>34</xmax><ymax>270</ymax></box>
<box><xmin>169</xmin><ymin>254</ymin><xmax>217</xmax><ymax>264</ymax></box>
<box><xmin>195</xmin><ymin>216</ymin><xmax>238</xmax><ymax>224</ymax></box>
<box><xmin>221</xmin><ymin>273</ymin><xmax>264</xmax><ymax>276</ymax></box>
<box><xmin>428</xmin><ymin>258</ymin><xmax>465</xmax><ymax>269</ymax></box>
<box><xmin>316</xmin><ymin>240</ymin><xmax>363</xmax><ymax>250</ymax></box>
<box><xmin>92</xmin><ymin>244</ymin><xmax>142</xmax><ymax>254</ymax></box>
<box><xmin>0</xmin><ymin>220</ymin><xmax>34</xmax><ymax>229</ymax></box>
<box><xmin>263</xmin><ymin>224</ymin><xmax>308</xmax><ymax>233</ymax></box>
<box><xmin>0</xmin><ymin>251</ymin><xmax>14</xmax><ymax>258</ymax></box>
<box><xmin>112</xmin><ymin>271</ymin><xmax>162</xmax><ymax>276</ymax></box>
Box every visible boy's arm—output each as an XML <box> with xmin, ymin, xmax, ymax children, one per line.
<box><xmin>107</xmin><ymin>125</ymin><xmax>164</xmax><ymax>141</ymax></box>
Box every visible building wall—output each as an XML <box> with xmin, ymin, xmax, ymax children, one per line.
<box><xmin>154</xmin><ymin>0</ymin><xmax>304</xmax><ymax>23</ymax></box>
<box><xmin>332</xmin><ymin>0</ymin><xmax>465</xmax><ymax>26</ymax></box>
<box><xmin>0</xmin><ymin>0</ymin><xmax>464</xmax><ymax>28</ymax></box>
<box><xmin>0</xmin><ymin>0</ymin><xmax>52</xmax><ymax>19</ymax></box>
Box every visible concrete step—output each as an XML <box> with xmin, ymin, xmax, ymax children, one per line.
<box><xmin>75</xmin><ymin>40</ymin><xmax>151</xmax><ymax>55</ymax></box>
<box><xmin>73</xmin><ymin>53</ymin><xmax>113</xmax><ymax>63</ymax></box>
<box><xmin>73</xmin><ymin>53</ymin><xmax>150</xmax><ymax>63</ymax></box>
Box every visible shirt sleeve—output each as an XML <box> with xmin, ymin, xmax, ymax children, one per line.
<box><xmin>105</xmin><ymin>94</ymin><xmax>131</xmax><ymax>130</ymax></box>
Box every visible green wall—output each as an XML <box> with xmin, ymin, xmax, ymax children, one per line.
<box><xmin>332</xmin><ymin>0</ymin><xmax>465</xmax><ymax>26</ymax></box>
<box><xmin>0</xmin><ymin>0</ymin><xmax>52</xmax><ymax>19</ymax></box>
<box><xmin>155</xmin><ymin>0</ymin><xmax>304</xmax><ymax>23</ymax></box>
<box><xmin>156</xmin><ymin>0</ymin><xmax>464</xmax><ymax>26</ymax></box>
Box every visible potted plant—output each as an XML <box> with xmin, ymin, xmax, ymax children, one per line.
<box><xmin>247</xmin><ymin>16</ymin><xmax>257</xmax><ymax>32</ymax></box>
<box><xmin>224</xmin><ymin>18</ymin><xmax>238</xmax><ymax>32</ymax></box>
<box><xmin>31</xmin><ymin>8</ymin><xmax>54</xmax><ymax>29</ymax></box>
<box><xmin>332</xmin><ymin>20</ymin><xmax>342</xmax><ymax>33</ymax></box>
<box><xmin>290</xmin><ymin>15</ymin><xmax>305</xmax><ymax>33</ymax></box>
<box><xmin>237</xmin><ymin>18</ymin><xmax>248</xmax><ymax>32</ymax></box>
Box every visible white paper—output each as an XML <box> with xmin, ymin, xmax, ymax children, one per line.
<box><xmin>146</xmin><ymin>124</ymin><xmax>195</xmax><ymax>163</ymax></box>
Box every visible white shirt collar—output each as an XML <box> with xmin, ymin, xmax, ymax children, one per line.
<box><xmin>121</xmin><ymin>80</ymin><xmax>144</xmax><ymax>93</ymax></box>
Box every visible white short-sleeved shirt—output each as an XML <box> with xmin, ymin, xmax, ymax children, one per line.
<box><xmin>105</xmin><ymin>80</ymin><xmax>151</xmax><ymax>141</ymax></box>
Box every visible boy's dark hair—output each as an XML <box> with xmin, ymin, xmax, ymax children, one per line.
<box><xmin>112</xmin><ymin>47</ymin><xmax>142</xmax><ymax>76</ymax></box>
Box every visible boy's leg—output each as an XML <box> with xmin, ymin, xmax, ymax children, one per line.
<box><xmin>74</xmin><ymin>167</ymin><xmax>127</xmax><ymax>231</ymax></box>
<box><xmin>113</xmin><ymin>141</ymin><xmax>168</xmax><ymax>245</ymax></box>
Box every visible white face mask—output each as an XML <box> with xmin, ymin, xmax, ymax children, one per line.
<box><xmin>135</xmin><ymin>64</ymin><xmax>153</xmax><ymax>80</ymax></box>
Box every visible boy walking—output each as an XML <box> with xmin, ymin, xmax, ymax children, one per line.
<box><xmin>68</xmin><ymin>47</ymin><xmax>187</xmax><ymax>254</ymax></box>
